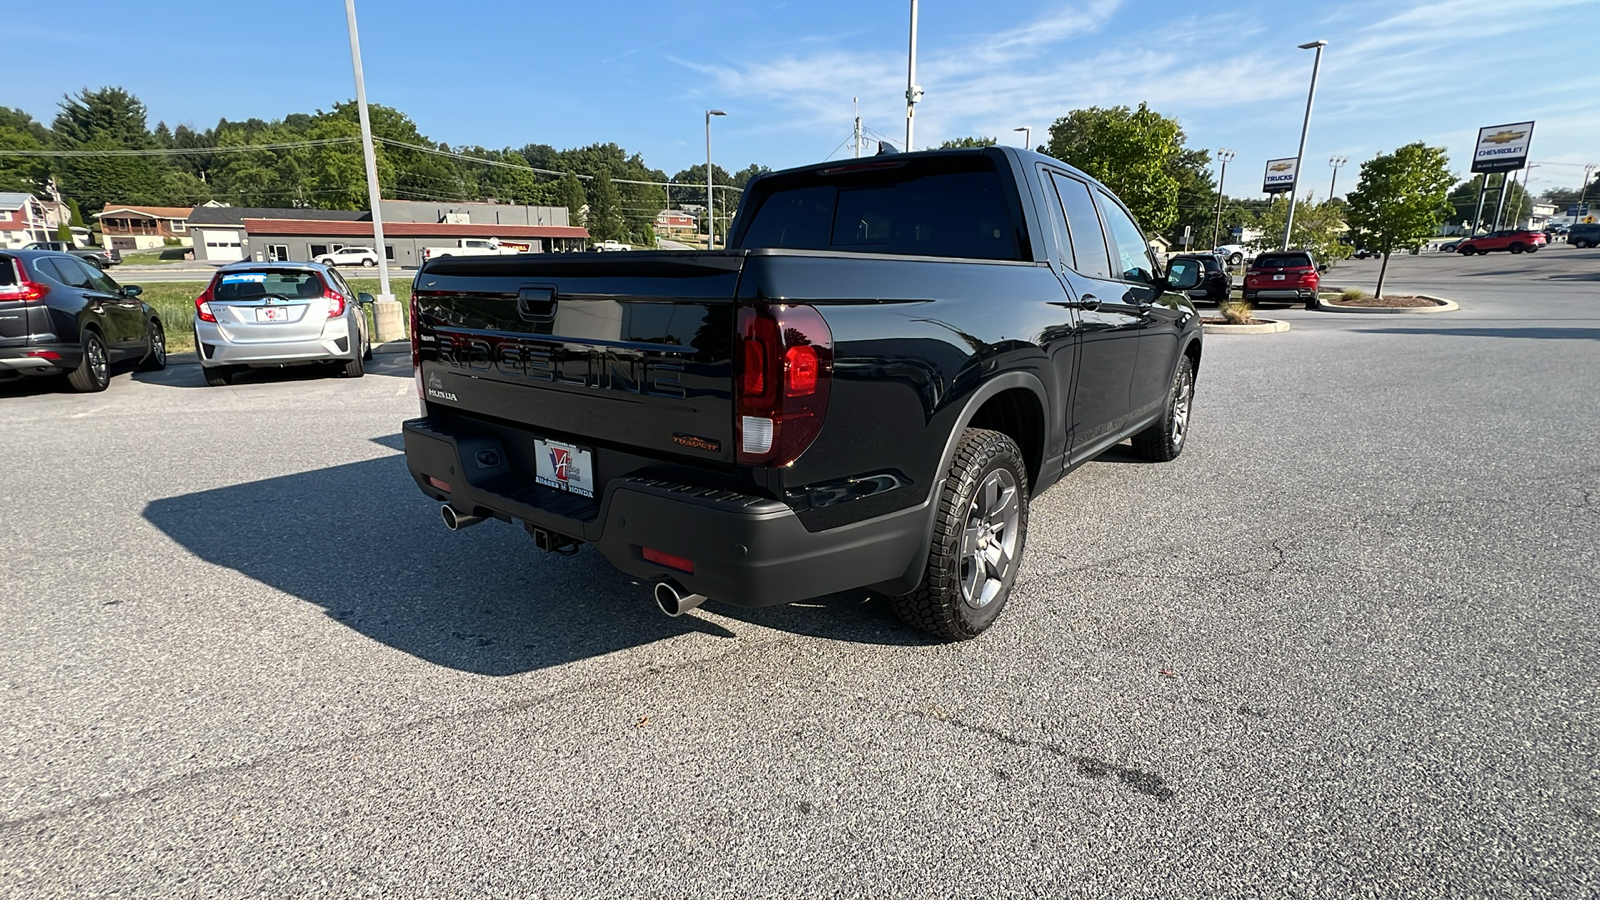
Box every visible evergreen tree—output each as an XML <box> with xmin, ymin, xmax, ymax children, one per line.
<box><xmin>0</xmin><ymin>107</ymin><xmax>49</xmax><ymax>194</ymax></box>
<box><xmin>554</xmin><ymin>172</ymin><xmax>586</xmax><ymax>226</ymax></box>
<box><xmin>52</xmin><ymin>87</ymin><xmax>168</xmax><ymax>211</ymax></box>
<box><xmin>584</xmin><ymin>170</ymin><xmax>625</xmax><ymax>242</ymax></box>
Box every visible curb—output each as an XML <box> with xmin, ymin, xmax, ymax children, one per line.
<box><xmin>1318</xmin><ymin>294</ymin><xmax>1459</xmax><ymax>314</ymax></box>
<box><xmin>1203</xmin><ymin>318</ymin><xmax>1290</xmax><ymax>334</ymax></box>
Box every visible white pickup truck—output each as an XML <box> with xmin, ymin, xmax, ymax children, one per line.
<box><xmin>420</xmin><ymin>238</ymin><xmax>533</xmax><ymax>262</ymax></box>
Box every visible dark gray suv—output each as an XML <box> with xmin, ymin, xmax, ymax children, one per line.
<box><xmin>1567</xmin><ymin>223</ymin><xmax>1600</xmax><ymax>249</ymax></box>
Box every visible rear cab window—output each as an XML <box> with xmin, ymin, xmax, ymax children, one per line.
<box><xmin>734</xmin><ymin>154</ymin><xmax>1027</xmax><ymax>261</ymax></box>
<box><xmin>214</xmin><ymin>270</ymin><xmax>325</xmax><ymax>301</ymax></box>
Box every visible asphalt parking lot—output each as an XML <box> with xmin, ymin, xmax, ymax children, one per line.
<box><xmin>2</xmin><ymin>245</ymin><xmax>1596</xmax><ymax>896</ymax></box>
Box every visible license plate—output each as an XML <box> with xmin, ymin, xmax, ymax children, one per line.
<box><xmin>534</xmin><ymin>439</ymin><xmax>595</xmax><ymax>498</ymax></box>
<box><xmin>256</xmin><ymin>307</ymin><xmax>290</xmax><ymax>322</ymax></box>
<box><xmin>1273</xmin><ymin>274</ymin><xmax>1286</xmax><ymax>281</ymax></box>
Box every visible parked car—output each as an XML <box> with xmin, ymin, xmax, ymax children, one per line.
<box><xmin>1455</xmin><ymin>229</ymin><xmax>1547</xmax><ymax>255</ymax></box>
<box><xmin>1438</xmin><ymin>240</ymin><xmax>1463</xmax><ymax>253</ymax></box>
<box><xmin>1244</xmin><ymin>250</ymin><xmax>1320</xmax><ymax>306</ymax></box>
<box><xmin>22</xmin><ymin>240</ymin><xmax>121</xmax><ymax>269</ymax></box>
<box><xmin>193</xmin><ymin>261</ymin><xmax>372</xmax><ymax>386</ymax></box>
<box><xmin>0</xmin><ymin>250</ymin><xmax>165</xmax><ymax>392</ymax></box>
<box><xmin>592</xmin><ymin>240</ymin><xmax>632</xmax><ymax>252</ymax></box>
<box><xmin>1567</xmin><ymin>223</ymin><xmax>1600</xmax><ymax>249</ymax></box>
<box><xmin>1169</xmin><ymin>252</ymin><xmax>1231</xmax><ymax>303</ymax></box>
<box><xmin>402</xmin><ymin>146</ymin><xmax>1206</xmax><ymax>640</ymax></box>
<box><xmin>313</xmin><ymin>246</ymin><xmax>380</xmax><ymax>268</ymax></box>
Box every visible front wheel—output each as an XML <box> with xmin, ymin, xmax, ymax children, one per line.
<box><xmin>362</xmin><ymin>258</ymin><xmax>376</xmax><ymax>267</ymax></box>
<box><xmin>1132</xmin><ymin>354</ymin><xmax>1196</xmax><ymax>462</ymax></box>
<box><xmin>138</xmin><ymin>320</ymin><xmax>167</xmax><ymax>372</ymax></box>
<box><xmin>890</xmin><ymin>428</ymin><xmax>1029</xmax><ymax>640</ymax></box>
<box><xmin>1228</xmin><ymin>253</ymin><xmax>1243</xmax><ymax>266</ymax></box>
<box><xmin>67</xmin><ymin>331</ymin><xmax>110</xmax><ymax>393</ymax></box>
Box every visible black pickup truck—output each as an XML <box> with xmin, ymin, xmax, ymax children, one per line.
<box><xmin>402</xmin><ymin>147</ymin><xmax>1205</xmax><ymax>638</ymax></box>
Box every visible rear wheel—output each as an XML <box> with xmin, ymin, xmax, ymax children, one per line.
<box><xmin>1510</xmin><ymin>243</ymin><xmax>1525</xmax><ymax>254</ymax></box>
<box><xmin>67</xmin><ymin>331</ymin><xmax>110</xmax><ymax>393</ymax></box>
<box><xmin>890</xmin><ymin>428</ymin><xmax>1029</xmax><ymax>640</ymax></box>
<box><xmin>137</xmin><ymin>320</ymin><xmax>167</xmax><ymax>372</ymax></box>
<box><xmin>1228</xmin><ymin>252</ymin><xmax>1243</xmax><ymax>266</ymax></box>
<box><xmin>341</xmin><ymin>349</ymin><xmax>364</xmax><ymax>378</ymax></box>
<box><xmin>203</xmin><ymin>365</ymin><xmax>237</xmax><ymax>387</ymax></box>
<box><xmin>1132</xmin><ymin>354</ymin><xmax>1195</xmax><ymax>462</ymax></box>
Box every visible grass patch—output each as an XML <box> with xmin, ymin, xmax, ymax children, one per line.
<box><xmin>127</xmin><ymin>276</ymin><xmax>412</xmax><ymax>354</ymax></box>
<box><xmin>1339</xmin><ymin>288</ymin><xmax>1370</xmax><ymax>302</ymax></box>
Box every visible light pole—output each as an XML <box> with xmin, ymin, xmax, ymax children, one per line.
<box><xmin>1013</xmin><ymin>126</ymin><xmax>1032</xmax><ymax>150</ymax></box>
<box><xmin>1212</xmin><ymin>148</ymin><xmax>1235</xmax><ymax>250</ymax></box>
<box><xmin>343</xmin><ymin>0</ymin><xmax>399</xmax><ymax>341</ymax></box>
<box><xmin>1281</xmin><ymin>39</ymin><xmax>1327</xmax><ymax>251</ymax></box>
<box><xmin>1579</xmin><ymin>163</ymin><xmax>1597</xmax><ymax>222</ymax></box>
<box><xmin>904</xmin><ymin>0</ymin><xmax>922</xmax><ymax>152</ymax></box>
<box><xmin>1328</xmin><ymin>155</ymin><xmax>1348</xmax><ymax>200</ymax></box>
<box><xmin>705</xmin><ymin>109</ymin><xmax>725</xmax><ymax>249</ymax></box>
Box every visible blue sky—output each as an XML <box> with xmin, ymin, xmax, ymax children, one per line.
<box><xmin>11</xmin><ymin>0</ymin><xmax>1599</xmax><ymax>197</ymax></box>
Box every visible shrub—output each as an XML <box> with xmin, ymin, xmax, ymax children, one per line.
<box><xmin>1340</xmin><ymin>288</ymin><xmax>1369</xmax><ymax>302</ymax></box>
<box><xmin>1219</xmin><ymin>300</ymin><xmax>1253</xmax><ymax>325</ymax></box>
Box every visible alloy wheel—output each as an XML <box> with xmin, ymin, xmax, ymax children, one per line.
<box><xmin>1172</xmin><ymin>366</ymin><xmax>1194</xmax><ymax>449</ymax></box>
<box><xmin>960</xmin><ymin>468</ymin><xmax>1021</xmax><ymax>610</ymax></box>
<box><xmin>89</xmin><ymin>339</ymin><xmax>107</xmax><ymax>385</ymax></box>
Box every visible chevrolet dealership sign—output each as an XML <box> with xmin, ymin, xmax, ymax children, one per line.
<box><xmin>1262</xmin><ymin>157</ymin><xmax>1298</xmax><ymax>194</ymax></box>
<box><xmin>1471</xmin><ymin>121</ymin><xmax>1535</xmax><ymax>173</ymax></box>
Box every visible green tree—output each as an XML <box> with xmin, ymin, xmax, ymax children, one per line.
<box><xmin>1250</xmin><ymin>194</ymin><xmax>1351</xmax><ymax>263</ymax></box>
<box><xmin>730</xmin><ymin>163</ymin><xmax>771</xmax><ymax>188</ymax></box>
<box><xmin>1446</xmin><ymin>174</ymin><xmax>1531</xmax><ymax>233</ymax></box>
<box><xmin>1345</xmin><ymin>142</ymin><xmax>1454</xmax><ymax>298</ymax></box>
<box><xmin>52</xmin><ymin>87</ymin><xmax>168</xmax><ymax>211</ymax></box>
<box><xmin>0</xmin><ymin>107</ymin><xmax>50</xmax><ymax>194</ymax></box>
<box><xmin>1165</xmin><ymin>146</ymin><xmax>1219</xmax><ymax>249</ymax></box>
<box><xmin>937</xmin><ymin>136</ymin><xmax>997</xmax><ymax>149</ymax></box>
<box><xmin>57</xmin><ymin>222</ymin><xmax>72</xmax><ymax>242</ymax></box>
<box><xmin>68</xmin><ymin>198</ymin><xmax>85</xmax><ymax>227</ymax></box>
<box><xmin>584</xmin><ymin>169</ymin><xmax>625</xmax><ymax>242</ymax></box>
<box><xmin>553</xmin><ymin>171</ymin><xmax>586</xmax><ymax>226</ymax></box>
<box><xmin>1044</xmin><ymin>103</ymin><xmax>1185</xmax><ymax>234</ymax></box>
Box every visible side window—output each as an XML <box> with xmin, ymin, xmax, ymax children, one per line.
<box><xmin>1095</xmin><ymin>191</ymin><xmax>1158</xmax><ymax>285</ymax></box>
<box><xmin>77</xmin><ymin>259</ymin><xmax>122</xmax><ymax>294</ymax></box>
<box><xmin>41</xmin><ymin>258</ymin><xmax>91</xmax><ymax>288</ymax></box>
<box><xmin>1050</xmin><ymin>174</ymin><xmax>1112</xmax><ymax>280</ymax></box>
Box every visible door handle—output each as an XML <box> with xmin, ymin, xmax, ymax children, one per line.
<box><xmin>1068</xmin><ymin>293</ymin><xmax>1101</xmax><ymax>311</ymax></box>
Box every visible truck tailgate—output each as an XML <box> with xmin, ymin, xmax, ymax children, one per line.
<box><xmin>413</xmin><ymin>252</ymin><xmax>744</xmax><ymax>466</ymax></box>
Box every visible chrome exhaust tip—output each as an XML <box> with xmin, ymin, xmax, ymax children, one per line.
<box><xmin>653</xmin><ymin>579</ymin><xmax>708</xmax><ymax>617</ymax></box>
<box><xmin>440</xmin><ymin>504</ymin><xmax>486</xmax><ymax>531</ymax></box>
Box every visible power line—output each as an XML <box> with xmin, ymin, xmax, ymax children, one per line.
<box><xmin>0</xmin><ymin>137</ymin><xmax>361</xmax><ymax>157</ymax></box>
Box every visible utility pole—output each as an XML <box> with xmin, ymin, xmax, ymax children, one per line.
<box><xmin>1212</xmin><ymin>148</ymin><xmax>1235</xmax><ymax>250</ymax></box>
<box><xmin>1282</xmin><ymin>40</ymin><xmax>1327</xmax><ymax>251</ymax></box>
<box><xmin>344</xmin><ymin>0</ymin><xmax>399</xmax><ymax>342</ymax></box>
<box><xmin>706</xmin><ymin>109</ymin><xmax>726</xmax><ymax>249</ymax></box>
<box><xmin>1328</xmin><ymin>155</ymin><xmax>1348</xmax><ymax>200</ymax></box>
<box><xmin>904</xmin><ymin>0</ymin><xmax>922</xmax><ymax>152</ymax></box>
<box><xmin>854</xmin><ymin>97</ymin><xmax>862</xmax><ymax>158</ymax></box>
<box><xmin>1471</xmin><ymin>173</ymin><xmax>1489</xmax><ymax>235</ymax></box>
<box><xmin>1579</xmin><ymin>163</ymin><xmax>1597</xmax><ymax>222</ymax></box>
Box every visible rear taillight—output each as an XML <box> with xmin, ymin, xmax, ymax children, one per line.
<box><xmin>735</xmin><ymin>304</ymin><xmax>832</xmax><ymax>466</ymax></box>
<box><xmin>194</xmin><ymin>280</ymin><xmax>217</xmax><ymax>322</ymax></box>
<box><xmin>324</xmin><ymin>289</ymin><xmax>346</xmax><ymax>318</ymax></box>
<box><xmin>18</xmin><ymin>280</ymin><xmax>49</xmax><ymax>302</ymax></box>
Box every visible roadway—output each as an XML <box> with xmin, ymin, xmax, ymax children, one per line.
<box><xmin>1</xmin><ymin>244</ymin><xmax>1595</xmax><ymax>896</ymax></box>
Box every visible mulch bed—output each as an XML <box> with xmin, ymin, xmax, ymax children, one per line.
<box><xmin>1200</xmin><ymin>317</ymin><xmax>1270</xmax><ymax>325</ymax></box>
<box><xmin>1324</xmin><ymin>295</ymin><xmax>1442</xmax><ymax>308</ymax></box>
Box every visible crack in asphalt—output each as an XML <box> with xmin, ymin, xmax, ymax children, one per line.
<box><xmin>912</xmin><ymin>707</ymin><xmax>1174</xmax><ymax>802</ymax></box>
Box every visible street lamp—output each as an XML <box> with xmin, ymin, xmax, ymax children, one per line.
<box><xmin>1014</xmin><ymin>126</ymin><xmax>1032</xmax><ymax>150</ymax></box>
<box><xmin>1328</xmin><ymin>155</ymin><xmax>1348</xmax><ymax>200</ymax></box>
<box><xmin>705</xmin><ymin>109</ymin><xmax>725</xmax><ymax>249</ymax></box>
<box><xmin>1212</xmin><ymin>148</ymin><xmax>1235</xmax><ymax>250</ymax></box>
<box><xmin>905</xmin><ymin>0</ymin><xmax>922</xmax><ymax>152</ymax></box>
<box><xmin>1281</xmin><ymin>39</ymin><xmax>1327</xmax><ymax>251</ymax></box>
<box><xmin>342</xmin><ymin>0</ymin><xmax>398</xmax><ymax>342</ymax></box>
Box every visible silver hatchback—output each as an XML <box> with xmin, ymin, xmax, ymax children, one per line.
<box><xmin>194</xmin><ymin>262</ymin><xmax>372</xmax><ymax>386</ymax></box>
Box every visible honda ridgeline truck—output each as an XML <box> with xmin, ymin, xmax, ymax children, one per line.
<box><xmin>402</xmin><ymin>147</ymin><xmax>1205</xmax><ymax>638</ymax></box>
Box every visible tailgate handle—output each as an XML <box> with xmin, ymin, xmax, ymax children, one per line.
<box><xmin>517</xmin><ymin>286</ymin><xmax>557</xmax><ymax>321</ymax></box>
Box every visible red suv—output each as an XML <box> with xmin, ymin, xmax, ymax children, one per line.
<box><xmin>1456</xmin><ymin>229</ymin><xmax>1547</xmax><ymax>255</ymax></box>
<box><xmin>1244</xmin><ymin>250</ymin><xmax>1320</xmax><ymax>306</ymax></box>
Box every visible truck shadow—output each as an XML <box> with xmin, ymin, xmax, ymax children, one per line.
<box><xmin>142</xmin><ymin>452</ymin><xmax>924</xmax><ymax>675</ymax></box>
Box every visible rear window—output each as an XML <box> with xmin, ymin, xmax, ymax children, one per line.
<box><xmin>1253</xmin><ymin>253</ymin><xmax>1313</xmax><ymax>269</ymax></box>
<box><xmin>736</xmin><ymin>155</ymin><xmax>1024</xmax><ymax>261</ymax></box>
<box><xmin>0</xmin><ymin>258</ymin><xmax>17</xmax><ymax>289</ymax></box>
<box><xmin>213</xmin><ymin>270</ymin><xmax>326</xmax><ymax>301</ymax></box>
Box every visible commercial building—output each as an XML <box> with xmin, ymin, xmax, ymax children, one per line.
<box><xmin>188</xmin><ymin>201</ymin><xmax>586</xmax><ymax>264</ymax></box>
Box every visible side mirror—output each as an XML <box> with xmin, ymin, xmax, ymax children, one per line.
<box><xmin>357</xmin><ymin>292</ymin><xmax>375</xmax><ymax>306</ymax></box>
<box><xmin>1317</xmin><ymin>264</ymin><xmax>1329</xmax><ymax>274</ymax></box>
<box><xmin>1164</xmin><ymin>258</ymin><xmax>1203</xmax><ymax>291</ymax></box>
<box><xmin>121</xmin><ymin>285</ymin><xmax>143</xmax><ymax>298</ymax></box>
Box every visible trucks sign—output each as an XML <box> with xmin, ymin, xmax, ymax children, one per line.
<box><xmin>1262</xmin><ymin>157</ymin><xmax>1298</xmax><ymax>194</ymax></box>
<box><xmin>1471</xmin><ymin>121</ymin><xmax>1534</xmax><ymax>173</ymax></box>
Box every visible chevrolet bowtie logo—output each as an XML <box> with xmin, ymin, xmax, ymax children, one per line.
<box><xmin>1269</xmin><ymin>162</ymin><xmax>1293</xmax><ymax>172</ymax></box>
<box><xmin>1482</xmin><ymin>130</ymin><xmax>1526</xmax><ymax>145</ymax></box>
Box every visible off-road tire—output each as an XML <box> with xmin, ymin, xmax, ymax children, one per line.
<box><xmin>1132</xmin><ymin>354</ymin><xmax>1196</xmax><ymax>462</ymax></box>
<box><xmin>890</xmin><ymin>428</ymin><xmax>1029</xmax><ymax>641</ymax></box>
<box><xmin>67</xmin><ymin>330</ymin><xmax>110</xmax><ymax>393</ymax></box>
<box><xmin>137</xmin><ymin>319</ymin><xmax>167</xmax><ymax>372</ymax></box>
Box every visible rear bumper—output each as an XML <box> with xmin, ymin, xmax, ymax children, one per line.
<box><xmin>402</xmin><ymin>416</ymin><xmax>929</xmax><ymax>607</ymax></box>
<box><xmin>196</xmin><ymin>320</ymin><xmax>357</xmax><ymax>366</ymax></box>
<box><xmin>1245</xmin><ymin>288</ymin><xmax>1316</xmax><ymax>300</ymax></box>
<box><xmin>0</xmin><ymin>344</ymin><xmax>81</xmax><ymax>375</ymax></box>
